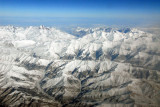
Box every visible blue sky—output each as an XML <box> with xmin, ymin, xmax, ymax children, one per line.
<box><xmin>0</xmin><ymin>0</ymin><xmax>160</xmax><ymax>27</ymax></box>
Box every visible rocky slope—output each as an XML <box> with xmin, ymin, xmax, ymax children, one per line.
<box><xmin>0</xmin><ymin>26</ymin><xmax>160</xmax><ymax>107</ymax></box>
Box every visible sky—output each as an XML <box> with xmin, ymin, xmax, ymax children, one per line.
<box><xmin>0</xmin><ymin>0</ymin><xmax>160</xmax><ymax>27</ymax></box>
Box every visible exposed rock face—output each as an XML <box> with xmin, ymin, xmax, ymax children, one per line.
<box><xmin>0</xmin><ymin>26</ymin><xmax>160</xmax><ymax>107</ymax></box>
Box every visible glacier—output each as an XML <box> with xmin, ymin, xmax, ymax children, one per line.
<box><xmin>0</xmin><ymin>25</ymin><xmax>160</xmax><ymax>107</ymax></box>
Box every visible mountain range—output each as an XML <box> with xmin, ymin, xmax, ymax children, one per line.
<box><xmin>0</xmin><ymin>25</ymin><xmax>160</xmax><ymax>107</ymax></box>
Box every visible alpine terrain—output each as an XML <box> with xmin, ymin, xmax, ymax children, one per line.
<box><xmin>0</xmin><ymin>26</ymin><xmax>160</xmax><ymax>107</ymax></box>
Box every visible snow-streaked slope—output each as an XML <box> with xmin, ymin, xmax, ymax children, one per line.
<box><xmin>0</xmin><ymin>26</ymin><xmax>160</xmax><ymax>107</ymax></box>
